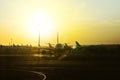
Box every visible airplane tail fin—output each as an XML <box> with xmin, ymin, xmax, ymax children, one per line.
<box><xmin>48</xmin><ymin>43</ymin><xmax>53</xmax><ymax>48</ymax></box>
<box><xmin>75</xmin><ymin>41</ymin><xmax>81</xmax><ymax>47</ymax></box>
<box><xmin>64</xmin><ymin>43</ymin><xmax>68</xmax><ymax>47</ymax></box>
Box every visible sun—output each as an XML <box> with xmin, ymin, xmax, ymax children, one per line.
<box><xmin>27</xmin><ymin>12</ymin><xmax>56</xmax><ymax>39</ymax></box>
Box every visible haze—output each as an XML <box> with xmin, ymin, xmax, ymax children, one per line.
<box><xmin>0</xmin><ymin>0</ymin><xmax>120</xmax><ymax>46</ymax></box>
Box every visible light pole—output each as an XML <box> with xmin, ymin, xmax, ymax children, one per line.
<box><xmin>38</xmin><ymin>25</ymin><xmax>40</xmax><ymax>54</ymax></box>
<box><xmin>38</xmin><ymin>30</ymin><xmax>40</xmax><ymax>48</ymax></box>
<box><xmin>57</xmin><ymin>32</ymin><xmax>59</xmax><ymax>44</ymax></box>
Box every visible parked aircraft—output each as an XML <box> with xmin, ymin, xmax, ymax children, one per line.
<box><xmin>40</xmin><ymin>33</ymin><xmax>72</xmax><ymax>54</ymax></box>
<box><xmin>72</xmin><ymin>41</ymin><xmax>81</xmax><ymax>54</ymax></box>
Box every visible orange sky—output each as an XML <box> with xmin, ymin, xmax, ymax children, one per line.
<box><xmin>0</xmin><ymin>0</ymin><xmax>120</xmax><ymax>46</ymax></box>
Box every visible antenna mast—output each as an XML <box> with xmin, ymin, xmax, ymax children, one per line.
<box><xmin>38</xmin><ymin>24</ymin><xmax>40</xmax><ymax>48</ymax></box>
<box><xmin>57</xmin><ymin>32</ymin><xmax>59</xmax><ymax>44</ymax></box>
<box><xmin>38</xmin><ymin>30</ymin><xmax>40</xmax><ymax>47</ymax></box>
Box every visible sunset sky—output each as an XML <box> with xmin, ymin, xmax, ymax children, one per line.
<box><xmin>0</xmin><ymin>0</ymin><xmax>120</xmax><ymax>46</ymax></box>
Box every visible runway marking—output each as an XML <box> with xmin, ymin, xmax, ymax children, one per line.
<box><xmin>0</xmin><ymin>69</ymin><xmax>47</xmax><ymax>80</ymax></box>
<box><xmin>29</xmin><ymin>71</ymin><xmax>47</xmax><ymax>80</ymax></box>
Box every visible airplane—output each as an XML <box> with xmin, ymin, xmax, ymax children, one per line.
<box><xmin>40</xmin><ymin>33</ymin><xmax>72</xmax><ymax>54</ymax></box>
<box><xmin>39</xmin><ymin>40</ymin><xmax>81</xmax><ymax>59</ymax></box>
<box><xmin>49</xmin><ymin>33</ymin><xmax>73</xmax><ymax>53</ymax></box>
<box><xmin>72</xmin><ymin>41</ymin><xmax>81</xmax><ymax>54</ymax></box>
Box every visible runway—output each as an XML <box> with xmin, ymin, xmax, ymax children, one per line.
<box><xmin>0</xmin><ymin>53</ymin><xmax>120</xmax><ymax>80</ymax></box>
